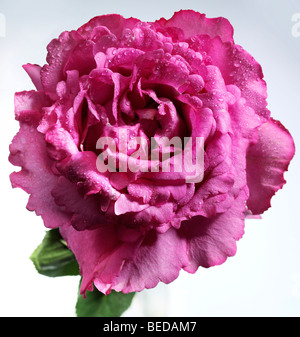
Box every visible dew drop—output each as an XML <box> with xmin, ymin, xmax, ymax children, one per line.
<box><xmin>234</xmin><ymin>60</ymin><xmax>241</xmax><ymax>68</ymax></box>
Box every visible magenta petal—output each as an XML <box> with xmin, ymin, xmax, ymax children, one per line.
<box><xmin>78</xmin><ymin>14</ymin><xmax>140</xmax><ymax>39</ymax></box>
<box><xmin>51</xmin><ymin>176</ymin><xmax>106</xmax><ymax>230</ymax></box>
<box><xmin>114</xmin><ymin>194</ymin><xmax>149</xmax><ymax>215</ymax></box>
<box><xmin>64</xmin><ymin>40</ymin><xmax>96</xmax><ymax>76</ymax></box>
<box><xmin>57</xmin><ymin>151</ymin><xmax>120</xmax><ymax>199</ymax></box>
<box><xmin>22</xmin><ymin>64</ymin><xmax>43</xmax><ymax>91</ymax></box>
<box><xmin>45</xmin><ymin>125</ymin><xmax>79</xmax><ymax>161</ymax></box>
<box><xmin>14</xmin><ymin>90</ymin><xmax>51</xmax><ymax>126</ymax></box>
<box><xmin>41</xmin><ymin>30</ymin><xmax>83</xmax><ymax>99</ymax></box>
<box><xmin>9</xmin><ymin>124</ymin><xmax>69</xmax><ymax>228</ymax></box>
<box><xmin>182</xmin><ymin>188</ymin><xmax>247</xmax><ymax>271</ymax></box>
<box><xmin>59</xmin><ymin>222</ymin><xmax>143</xmax><ymax>296</ymax></box>
<box><xmin>246</xmin><ymin>118</ymin><xmax>295</xmax><ymax>214</ymax></box>
<box><xmin>201</xmin><ymin>37</ymin><xmax>270</xmax><ymax>121</ymax></box>
<box><xmin>156</xmin><ymin>10</ymin><xmax>234</xmax><ymax>43</ymax></box>
<box><xmin>99</xmin><ymin>227</ymin><xmax>189</xmax><ymax>293</ymax></box>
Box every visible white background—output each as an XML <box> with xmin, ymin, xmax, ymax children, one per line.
<box><xmin>0</xmin><ymin>0</ymin><xmax>299</xmax><ymax>317</ymax></box>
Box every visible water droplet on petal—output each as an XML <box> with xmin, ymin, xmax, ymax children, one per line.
<box><xmin>234</xmin><ymin>60</ymin><xmax>241</xmax><ymax>68</ymax></box>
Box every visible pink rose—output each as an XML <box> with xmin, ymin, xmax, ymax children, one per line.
<box><xmin>9</xmin><ymin>10</ymin><xmax>295</xmax><ymax>295</ymax></box>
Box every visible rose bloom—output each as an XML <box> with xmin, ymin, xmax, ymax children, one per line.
<box><xmin>9</xmin><ymin>10</ymin><xmax>295</xmax><ymax>295</ymax></box>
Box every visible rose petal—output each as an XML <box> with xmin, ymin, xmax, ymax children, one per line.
<box><xmin>56</xmin><ymin>151</ymin><xmax>120</xmax><ymax>200</ymax></box>
<box><xmin>155</xmin><ymin>10</ymin><xmax>234</xmax><ymax>43</ymax></box>
<box><xmin>41</xmin><ymin>30</ymin><xmax>83</xmax><ymax>99</ymax></box>
<box><xmin>64</xmin><ymin>40</ymin><xmax>96</xmax><ymax>76</ymax></box>
<box><xmin>9</xmin><ymin>124</ymin><xmax>69</xmax><ymax>228</ymax></box>
<box><xmin>51</xmin><ymin>176</ymin><xmax>107</xmax><ymax>230</ymax></box>
<box><xmin>198</xmin><ymin>37</ymin><xmax>270</xmax><ymax>121</ymax></box>
<box><xmin>182</xmin><ymin>187</ymin><xmax>247</xmax><ymax>271</ymax></box>
<box><xmin>246</xmin><ymin>118</ymin><xmax>295</xmax><ymax>214</ymax></box>
<box><xmin>78</xmin><ymin>14</ymin><xmax>140</xmax><ymax>39</ymax></box>
<box><xmin>95</xmin><ymin>226</ymin><xmax>189</xmax><ymax>294</ymax></box>
<box><xmin>114</xmin><ymin>194</ymin><xmax>149</xmax><ymax>215</ymax></box>
<box><xmin>22</xmin><ymin>64</ymin><xmax>43</xmax><ymax>91</ymax></box>
<box><xmin>14</xmin><ymin>90</ymin><xmax>51</xmax><ymax>126</ymax></box>
<box><xmin>59</xmin><ymin>222</ymin><xmax>143</xmax><ymax>296</ymax></box>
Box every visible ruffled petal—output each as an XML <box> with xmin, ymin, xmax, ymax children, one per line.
<box><xmin>51</xmin><ymin>176</ymin><xmax>107</xmax><ymax>230</ymax></box>
<box><xmin>9</xmin><ymin>124</ymin><xmax>69</xmax><ymax>228</ymax></box>
<box><xmin>94</xmin><ymin>226</ymin><xmax>189</xmax><ymax>294</ymax></box>
<box><xmin>40</xmin><ymin>30</ymin><xmax>83</xmax><ymax>99</ymax></box>
<box><xmin>56</xmin><ymin>151</ymin><xmax>120</xmax><ymax>200</ymax></box>
<box><xmin>59</xmin><ymin>222</ymin><xmax>143</xmax><ymax>296</ymax></box>
<box><xmin>182</xmin><ymin>187</ymin><xmax>247</xmax><ymax>271</ymax></box>
<box><xmin>155</xmin><ymin>10</ymin><xmax>234</xmax><ymax>43</ymax></box>
<box><xmin>246</xmin><ymin>118</ymin><xmax>295</xmax><ymax>214</ymax></box>
<box><xmin>64</xmin><ymin>40</ymin><xmax>96</xmax><ymax>76</ymax></box>
<box><xmin>22</xmin><ymin>64</ymin><xmax>43</xmax><ymax>91</ymax></box>
<box><xmin>78</xmin><ymin>14</ymin><xmax>140</xmax><ymax>39</ymax></box>
<box><xmin>14</xmin><ymin>90</ymin><xmax>51</xmax><ymax>126</ymax></box>
<box><xmin>195</xmin><ymin>36</ymin><xmax>270</xmax><ymax>121</ymax></box>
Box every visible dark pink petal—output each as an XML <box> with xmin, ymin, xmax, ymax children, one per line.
<box><xmin>14</xmin><ymin>90</ymin><xmax>51</xmax><ymax>126</ymax></box>
<box><xmin>172</xmin><ymin>43</ymin><xmax>203</xmax><ymax>73</ymax></box>
<box><xmin>94</xmin><ymin>227</ymin><xmax>189</xmax><ymax>294</ymax></box>
<box><xmin>130</xmin><ymin>25</ymin><xmax>167</xmax><ymax>51</ymax></box>
<box><xmin>178</xmin><ymin>74</ymin><xmax>204</xmax><ymax>95</ymax></box>
<box><xmin>246</xmin><ymin>118</ymin><xmax>295</xmax><ymax>214</ymax></box>
<box><xmin>22</xmin><ymin>64</ymin><xmax>43</xmax><ymax>91</ymax></box>
<box><xmin>155</xmin><ymin>10</ymin><xmax>234</xmax><ymax>43</ymax></box>
<box><xmin>93</xmin><ymin>34</ymin><xmax>119</xmax><ymax>54</ymax></box>
<box><xmin>109</xmin><ymin>172</ymin><xmax>130</xmax><ymax>190</ymax></box>
<box><xmin>56</xmin><ymin>151</ymin><xmax>120</xmax><ymax>200</ymax></box>
<box><xmin>199</xmin><ymin>37</ymin><xmax>270</xmax><ymax>121</ymax></box>
<box><xmin>182</xmin><ymin>105</ymin><xmax>215</xmax><ymax>141</ymax></box>
<box><xmin>9</xmin><ymin>124</ymin><xmax>69</xmax><ymax>228</ymax></box>
<box><xmin>137</xmin><ymin>49</ymin><xmax>189</xmax><ymax>90</ymax></box>
<box><xmin>114</xmin><ymin>194</ymin><xmax>149</xmax><ymax>215</ymax></box>
<box><xmin>78</xmin><ymin>14</ymin><xmax>140</xmax><ymax>39</ymax></box>
<box><xmin>44</xmin><ymin>125</ymin><xmax>79</xmax><ymax>161</ymax></box>
<box><xmin>41</xmin><ymin>30</ymin><xmax>83</xmax><ymax>99</ymax></box>
<box><xmin>64</xmin><ymin>40</ymin><xmax>96</xmax><ymax>76</ymax></box>
<box><xmin>228</xmin><ymin>87</ymin><xmax>263</xmax><ymax>197</ymax></box>
<box><xmin>107</xmin><ymin>47</ymin><xmax>144</xmax><ymax>72</ymax></box>
<box><xmin>131</xmin><ymin>202</ymin><xmax>175</xmax><ymax>228</ymax></box>
<box><xmin>59</xmin><ymin>222</ymin><xmax>144</xmax><ymax>296</ymax></box>
<box><xmin>228</xmin><ymin>88</ymin><xmax>262</xmax><ymax>138</ymax></box>
<box><xmin>89</xmin><ymin>68</ymin><xmax>114</xmax><ymax>105</ymax></box>
<box><xmin>51</xmin><ymin>176</ymin><xmax>107</xmax><ymax>230</ymax></box>
<box><xmin>182</xmin><ymin>187</ymin><xmax>247</xmax><ymax>272</ymax></box>
<box><xmin>142</xmin><ymin>89</ymin><xmax>187</xmax><ymax>138</ymax></box>
<box><xmin>175</xmin><ymin>132</ymin><xmax>235</xmax><ymax>220</ymax></box>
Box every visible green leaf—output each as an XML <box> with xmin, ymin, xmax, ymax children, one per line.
<box><xmin>30</xmin><ymin>228</ymin><xmax>79</xmax><ymax>277</ymax></box>
<box><xmin>76</xmin><ymin>281</ymin><xmax>135</xmax><ymax>317</ymax></box>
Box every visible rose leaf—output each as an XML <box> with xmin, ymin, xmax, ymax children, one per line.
<box><xmin>30</xmin><ymin>228</ymin><xmax>80</xmax><ymax>277</ymax></box>
<box><xmin>76</xmin><ymin>281</ymin><xmax>135</xmax><ymax>317</ymax></box>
